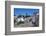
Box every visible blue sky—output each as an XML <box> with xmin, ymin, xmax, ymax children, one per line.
<box><xmin>14</xmin><ymin>8</ymin><xmax>39</xmax><ymax>16</ymax></box>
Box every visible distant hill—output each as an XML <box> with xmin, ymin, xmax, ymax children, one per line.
<box><xmin>17</xmin><ymin>15</ymin><xmax>31</xmax><ymax>18</ymax></box>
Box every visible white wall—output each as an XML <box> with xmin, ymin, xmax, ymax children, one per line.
<box><xmin>0</xmin><ymin>0</ymin><xmax>46</xmax><ymax>36</ymax></box>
